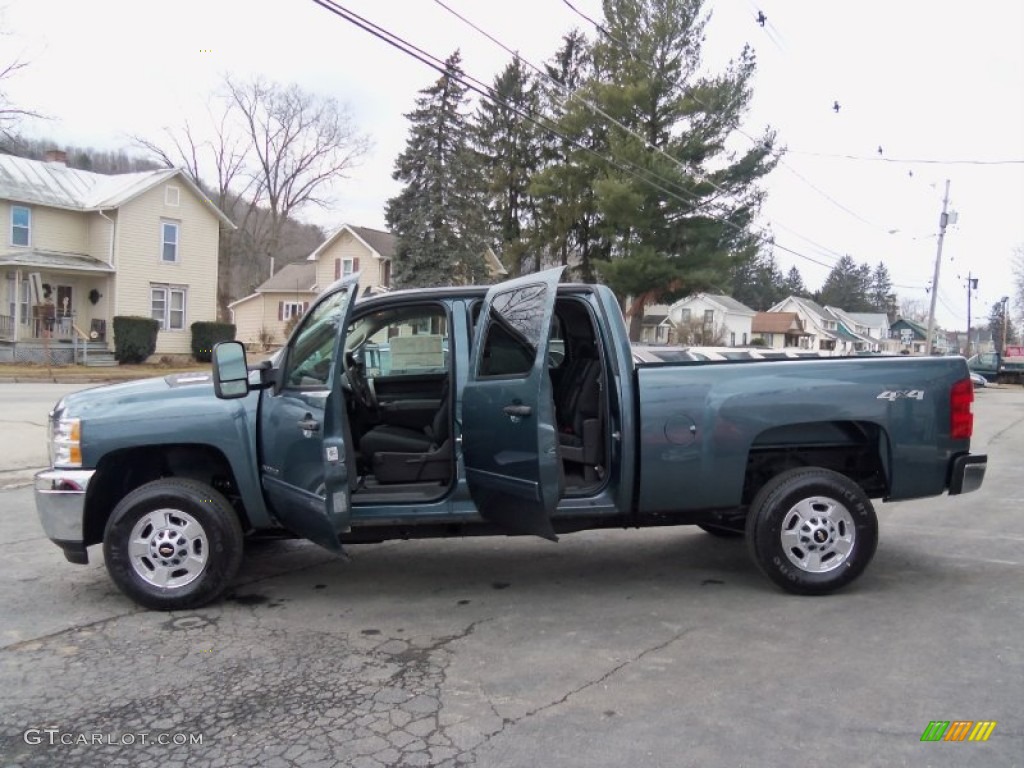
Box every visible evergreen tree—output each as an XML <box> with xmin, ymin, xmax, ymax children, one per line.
<box><xmin>870</xmin><ymin>261</ymin><xmax>894</xmax><ymax>312</ymax></box>
<box><xmin>782</xmin><ymin>266</ymin><xmax>807</xmax><ymax>297</ymax></box>
<box><xmin>529</xmin><ymin>30</ymin><xmax>605</xmax><ymax>280</ymax></box>
<box><xmin>474</xmin><ymin>58</ymin><xmax>540</xmax><ymax>277</ymax></box>
<box><xmin>818</xmin><ymin>255</ymin><xmax>874</xmax><ymax>311</ymax></box>
<box><xmin>580</xmin><ymin>0</ymin><xmax>778</xmax><ymax>332</ymax></box>
<box><xmin>386</xmin><ymin>51</ymin><xmax>489</xmax><ymax>287</ymax></box>
<box><xmin>729</xmin><ymin>249</ymin><xmax>786</xmax><ymax>310</ymax></box>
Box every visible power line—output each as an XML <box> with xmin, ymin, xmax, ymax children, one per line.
<box><xmin>311</xmin><ymin>0</ymin><xmax>890</xmax><ymax>281</ymax></box>
<box><xmin>787</xmin><ymin>150</ymin><xmax>1024</xmax><ymax>166</ymax></box>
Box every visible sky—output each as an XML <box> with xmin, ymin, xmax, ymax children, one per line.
<box><xmin>3</xmin><ymin>0</ymin><xmax>1022</xmax><ymax>330</ymax></box>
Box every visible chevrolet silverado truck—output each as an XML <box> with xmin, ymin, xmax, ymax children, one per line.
<box><xmin>35</xmin><ymin>268</ymin><xmax>987</xmax><ymax>610</ymax></box>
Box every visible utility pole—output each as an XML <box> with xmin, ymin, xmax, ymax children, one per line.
<box><xmin>965</xmin><ymin>272</ymin><xmax>977</xmax><ymax>357</ymax></box>
<box><xmin>925</xmin><ymin>179</ymin><xmax>951</xmax><ymax>355</ymax></box>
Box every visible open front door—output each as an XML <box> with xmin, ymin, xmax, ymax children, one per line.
<box><xmin>463</xmin><ymin>267</ymin><xmax>565</xmax><ymax>540</ymax></box>
<box><xmin>258</xmin><ymin>274</ymin><xmax>360</xmax><ymax>552</ymax></box>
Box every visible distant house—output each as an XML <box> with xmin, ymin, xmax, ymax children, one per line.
<box><xmin>751</xmin><ymin>312</ymin><xmax>809</xmax><ymax>349</ymax></box>
<box><xmin>0</xmin><ymin>151</ymin><xmax>233</xmax><ymax>362</ymax></box>
<box><xmin>669</xmin><ymin>293</ymin><xmax>756</xmax><ymax>346</ymax></box>
<box><xmin>888</xmin><ymin>317</ymin><xmax>951</xmax><ymax>355</ymax></box>
<box><xmin>824</xmin><ymin>306</ymin><xmax>884</xmax><ymax>354</ymax></box>
<box><xmin>230</xmin><ymin>223</ymin><xmax>508</xmax><ymax>347</ymax></box>
<box><xmin>845</xmin><ymin>312</ymin><xmax>895</xmax><ymax>353</ymax></box>
<box><xmin>639</xmin><ymin>303</ymin><xmax>673</xmax><ymax>344</ymax></box>
<box><xmin>768</xmin><ymin>296</ymin><xmax>842</xmax><ymax>353</ymax></box>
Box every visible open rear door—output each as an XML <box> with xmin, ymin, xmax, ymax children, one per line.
<box><xmin>463</xmin><ymin>267</ymin><xmax>565</xmax><ymax>540</ymax></box>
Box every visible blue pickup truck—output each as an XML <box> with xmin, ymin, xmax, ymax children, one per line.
<box><xmin>35</xmin><ymin>269</ymin><xmax>987</xmax><ymax>609</ymax></box>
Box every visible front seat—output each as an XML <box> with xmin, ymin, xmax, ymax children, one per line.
<box><xmin>359</xmin><ymin>380</ymin><xmax>452</xmax><ymax>484</ymax></box>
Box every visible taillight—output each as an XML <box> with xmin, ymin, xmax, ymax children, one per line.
<box><xmin>950</xmin><ymin>378</ymin><xmax>974</xmax><ymax>440</ymax></box>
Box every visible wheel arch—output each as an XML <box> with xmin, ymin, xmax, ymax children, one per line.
<box><xmin>83</xmin><ymin>444</ymin><xmax>258</xmax><ymax>546</ymax></box>
<box><xmin>742</xmin><ymin>420</ymin><xmax>891</xmax><ymax>505</ymax></box>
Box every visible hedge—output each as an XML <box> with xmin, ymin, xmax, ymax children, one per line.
<box><xmin>112</xmin><ymin>316</ymin><xmax>159</xmax><ymax>364</ymax></box>
<box><xmin>191</xmin><ymin>321</ymin><xmax>236</xmax><ymax>362</ymax></box>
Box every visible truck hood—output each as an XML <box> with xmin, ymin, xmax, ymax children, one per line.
<box><xmin>56</xmin><ymin>372</ymin><xmax>223</xmax><ymax>418</ymax></box>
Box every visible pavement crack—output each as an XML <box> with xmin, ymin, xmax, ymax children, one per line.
<box><xmin>0</xmin><ymin>608</ymin><xmax>142</xmax><ymax>652</ymax></box>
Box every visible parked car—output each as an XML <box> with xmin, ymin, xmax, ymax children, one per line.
<box><xmin>970</xmin><ymin>371</ymin><xmax>987</xmax><ymax>389</ymax></box>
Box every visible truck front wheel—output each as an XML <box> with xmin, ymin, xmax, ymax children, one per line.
<box><xmin>103</xmin><ymin>478</ymin><xmax>244</xmax><ymax>610</ymax></box>
<box><xmin>746</xmin><ymin>468</ymin><xmax>878</xmax><ymax>595</ymax></box>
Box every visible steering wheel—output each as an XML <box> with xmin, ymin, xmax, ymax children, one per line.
<box><xmin>344</xmin><ymin>350</ymin><xmax>377</xmax><ymax>410</ymax></box>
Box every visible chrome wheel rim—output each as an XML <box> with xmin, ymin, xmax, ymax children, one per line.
<box><xmin>128</xmin><ymin>509</ymin><xmax>208</xmax><ymax>589</ymax></box>
<box><xmin>780</xmin><ymin>496</ymin><xmax>855</xmax><ymax>573</ymax></box>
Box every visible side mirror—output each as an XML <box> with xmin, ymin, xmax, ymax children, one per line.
<box><xmin>212</xmin><ymin>341</ymin><xmax>250</xmax><ymax>399</ymax></box>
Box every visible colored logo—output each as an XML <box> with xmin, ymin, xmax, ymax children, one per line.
<box><xmin>920</xmin><ymin>721</ymin><xmax>996</xmax><ymax>742</ymax></box>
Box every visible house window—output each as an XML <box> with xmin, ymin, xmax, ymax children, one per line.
<box><xmin>280</xmin><ymin>302</ymin><xmax>306</xmax><ymax>320</ymax></box>
<box><xmin>161</xmin><ymin>221</ymin><xmax>180</xmax><ymax>263</ymax></box>
<box><xmin>382</xmin><ymin>259</ymin><xmax>392</xmax><ymax>288</ymax></box>
<box><xmin>334</xmin><ymin>257</ymin><xmax>360</xmax><ymax>280</ymax></box>
<box><xmin>151</xmin><ymin>285</ymin><xmax>187</xmax><ymax>330</ymax></box>
<box><xmin>11</xmin><ymin>206</ymin><xmax>30</xmax><ymax>246</ymax></box>
<box><xmin>679</xmin><ymin>308</ymin><xmax>691</xmax><ymax>323</ymax></box>
<box><xmin>703</xmin><ymin>309</ymin><xmax>714</xmax><ymax>328</ymax></box>
<box><xmin>165</xmin><ymin>186</ymin><xmax>180</xmax><ymax>206</ymax></box>
<box><xmin>742</xmin><ymin>332</ymin><xmax>748</xmax><ymax>345</ymax></box>
<box><xmin>730</xmin><ymin>332</ymin><xmax>736</xmax><ymax>346</ymax></box>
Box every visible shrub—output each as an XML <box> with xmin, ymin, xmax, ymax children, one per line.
<box><xmin>112</xmin><ymin>316</ymin><xmax>159</xmax><ymax>364</ymax></box>
<box><xmin>191</xmin><ymin>321</ymin><xmax>236</xmax><ymax>362</ymax></box>
<box><xmin>749</xmin><ymin>337</ymin><xmax>767</xmax><ymax>347</ymax></box>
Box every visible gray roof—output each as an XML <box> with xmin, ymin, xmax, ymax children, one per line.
<box><xmin>0</xmin><ymin>154</ymin><xmax>235</xmax><ymax>226</ymax></box>
<box><xmin>0</xmin><ymin>249</ymin><xmax>114</xmax><ymax>273</ymax></box>
<box><xmin>796</xmin><ymin>296</ymin><xmax>830</xmax><ymax>318</ymax></box>
<box><xmin>641</xmin><ymin>313</ymin><xmax>668</xmax><ymax>326</ymax></box>
<box><xmin>846</xmin><ymin>312</ymin><xmax>889</xmax><ymax>328</ymax></box>
<box><xmin>257</xmin><ymin>262</ymin><xmax>317</xmax><ymax>292</ymax></box>
<box><xmin>705</xmin><ymin>294</ymin><xmax>756</xmax><ymax>314</ymax></box>
<box><xmin>350</xmin><ymin>226</ymin><xmax>396</xmax><ymax>259</ymax></box>
<box><xmin>311</xmin><ymin>224</ymin><xmax>397</xmax><ymax>262</ymax></box>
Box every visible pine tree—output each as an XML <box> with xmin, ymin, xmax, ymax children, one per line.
<box><xmin>579</xmin><ymin>0</ymin><xmax>778</xmax><ymax>333</ymax></box>
<box><xmin>729</xmin><ymin>249</ymin><xmax>786</xmax><ymax>310</ymax></box>
<box><xmin>818</xmin><ymin>255</ymin><xmax>874</xmax><ymax>311</ymax></box>
<box><xmin>782</xmin><ymin>266</ymin><xmax>807</xmax><ymax>297</ymax></box>
<box><xmin>386</xmin><ymin>51</ymin><xmax>490</xmax><ymax>287</ymax></box>
<box><xmin>529</xmin><ymin>30</ymin><xmax>605</xmax><ymax>280</ymax></box>
<box><xmin>989</xmin><ymin>300</ymin><xmax>1019</xmax><ymax>354</ymax></box>
<box><xmin>474</xmin><ymin>58</ymin><xmax>540</xmax><ymax>277</ymax></box>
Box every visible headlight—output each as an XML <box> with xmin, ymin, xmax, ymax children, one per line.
<box><xmin>51</xmin><ymin>417</ymin><xmax>82</xmax><ymax>468</ymax></box>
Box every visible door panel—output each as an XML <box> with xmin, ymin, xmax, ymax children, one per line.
<box><xmin>259</xmin><ymin>276</ymin><xmax>359</xmax><ymax>551</ymax></box>
<box><xmin>463</xmin><ymin>267</ymin><xmax>565</xmax><ymax>540</ymax></box>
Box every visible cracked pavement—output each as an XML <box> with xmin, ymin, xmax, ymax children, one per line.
<box><xmin>1</xmin><ymin>385</ymin><xmax>1023</xmax><ymax>767</ymax></box>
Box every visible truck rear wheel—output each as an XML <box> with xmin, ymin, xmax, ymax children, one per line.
<box><xmin>103</xmin><ymin>478</ymin><xmax>244</xmax><ymax>611</ymax></box>
<box><xmin>746</xmin><ymin>467</ymin><xmax>877</xmax><ymax>595</ymax></box>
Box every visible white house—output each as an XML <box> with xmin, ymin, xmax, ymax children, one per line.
<box><xmin>669</xmin><ymin>293</ymin><xmax>756</xmax><ymax>347</ymax></box>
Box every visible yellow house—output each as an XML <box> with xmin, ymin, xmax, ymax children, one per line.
<box><xmin>230</xmin><ymin>222</ymin><xmax>509</xmax><ymax>348</ymax></box>
<box><xmin>230</xmin><ymin>224</ymin><xmax>397</xmax><ymax>347</ymax></box>
<box><xmin>0</xmin><ymin>151</ymin><xmax>233</xmax><ymax>363</ymax></box>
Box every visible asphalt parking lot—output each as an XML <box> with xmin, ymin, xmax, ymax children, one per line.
<box><xmin>0</xmin><ymin>382</ymin><xmax>1022</xmax><ymax>767</ymax></box>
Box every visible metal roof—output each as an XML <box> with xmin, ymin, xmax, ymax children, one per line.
<box><xmin>0</xmin><ymin>154</ymin><xmax>235</xmax><ymax>227</ymax></box>
<box><xmin>0</xmin><ymin>249</ymin><xmax>115</xmax><ymax>273</ymax></box>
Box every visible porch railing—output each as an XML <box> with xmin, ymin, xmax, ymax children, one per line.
<box><xmin>0</xmin><ymin>313</ymin><xmax>12</xmax><ymax>341</ymax></box>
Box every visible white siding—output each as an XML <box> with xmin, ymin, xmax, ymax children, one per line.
<box><xmin>315</xmin><ymin>231</ymin><xmax>388</xmax><ymax>295</ymax></box>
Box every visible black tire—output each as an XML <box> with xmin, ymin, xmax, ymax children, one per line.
<box><xmin>696</xmin><ymin>523</ymin><xmax>744</xmax><ymax>539</ymax></box>
<box><xmin>745</xmin><ymin>467</ymin><xmax>878</xmax><ymax>595</ymax></box>
<box><xmin>103</xmin><ymin>478</ymin><xmax>244</xmax><ymax>611</ymax></box>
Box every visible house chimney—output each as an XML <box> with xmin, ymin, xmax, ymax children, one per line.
<box><xmin>44</xmin><ymin>149</ymin><xmax>68</xmax><ymax>165</ymax></box>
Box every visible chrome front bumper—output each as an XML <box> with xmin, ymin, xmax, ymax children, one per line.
<box><xmin>34</xmin><ymin>469</ymin><xmax>95</xmax><ymax>563</ymax></box>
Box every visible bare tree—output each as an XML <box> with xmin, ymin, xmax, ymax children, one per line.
<box><xmin>0</xmin><ymin>26</ymin><xmax>44</xmax><ymax>146</ymax></box>
<box><xmin>135</xmin><ymin>75</ymin><xmax>368</xmax><ymax>317</ymax></box>
<box><xmin>1012</xmin><ymin>243</ymin><xmax>1024</xmax><ymax>322</ymax></box>
<box><xmin>899</xmin><ymin>297</ymin><xmax>929</xmax><ymax>324</ymax></box>
<box><xmin>224</xmin><ymin>74</ymin><xmax>371</xmax><ymax>267</ymax></box>
<box><xmin>674</xmin><ymin>318</ymin><xmax>728</xmax><ymax>346</ymax></box>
